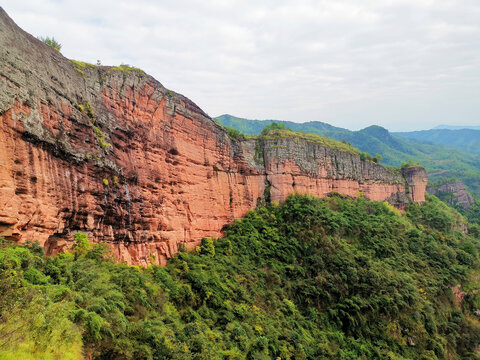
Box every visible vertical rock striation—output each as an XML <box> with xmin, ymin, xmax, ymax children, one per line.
<box><xmin>0</xmin><ymin>8</ymin><xmax>427</xmax><ymax>265</ymax></box>
<box><xmin>402</xmin><ymin>165</ymin><xmax>428</xmax><ymax>203</ymax></box>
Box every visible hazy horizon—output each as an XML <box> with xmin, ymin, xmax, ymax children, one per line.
<box><xmin>3</xmin><ymin>1</ymin><xmax>479</xmax><ymax>131</ymax></box>
<box><xmin>214</xmin><ymin>114</ymin><xmax>480</xmax><ymax>132</ymax></box>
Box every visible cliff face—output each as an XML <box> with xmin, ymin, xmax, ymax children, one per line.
<box><xmin>0</xmin><ymin>9</ymin><xmax>427</xmax><ymax>265</ymax></box>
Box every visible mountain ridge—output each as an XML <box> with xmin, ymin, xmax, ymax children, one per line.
<box><xmin>394</xmin><ymin>128</ymin><xmax>480</xmax><ymax>155</ymax></box>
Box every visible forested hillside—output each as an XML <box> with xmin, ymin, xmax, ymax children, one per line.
<box><xmin>1</xmin><ymin>194</ymin><xmax>480</xmax><ymax>359</ymax></box>
<box><xmin>394</xmin><ymin>129</ymin><xmax>480</xmax><ymax>155</ymax></box>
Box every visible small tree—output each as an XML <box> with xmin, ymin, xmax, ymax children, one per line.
<box><xmin>200</xmin><ymin>237</ymin><xmax>215</xmax><ymax>257</ymax></box>
<box><xmin>38</xmin><ymin>36</ymin><xmax>62</xmax><ymax>52</ymax></box>
<box><xmin>259</xmin><ymin>122</ymin><xmax>288</xmax><ymax>136</ymax></box>
<box><xmin>72</xmin><ymin>232</ymin><xmax>90</xmax><ymax>258</ymax></box>
<box><xmin>374</xmin><ymin>153</ymin><xmax>383</xmax><ymax>163</ymax></box>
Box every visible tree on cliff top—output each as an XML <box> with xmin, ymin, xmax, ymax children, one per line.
<box><xmin>38</xmin><ymin>36</ymin><xmax>62</xmax><ymax>52</ymax></box>
<box><xmin>260</xmin><ymin>122</ymin><xmax>288</xmax><ymax>136</ymax></box>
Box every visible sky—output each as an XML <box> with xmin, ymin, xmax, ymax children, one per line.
<box><xmin>2</xmin><ymin>0</ymin><xmax>480</xmax><ymax>131</ymax></box>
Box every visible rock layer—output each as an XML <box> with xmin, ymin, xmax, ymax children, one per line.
<box><xmin>0</xmin><ymin>9</ymin><xmax>427</xmax><ymax>265</ymax></box>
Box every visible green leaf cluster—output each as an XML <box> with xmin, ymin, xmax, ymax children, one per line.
<box><xmin>109</xmin><ymin>64</ymin><xmax>145</xmax><ymax>75</ymax></box>
<box><xmin>38</xmin><ymin>36</ymin><xmax>62</xmax><ymax>52</ymax></box>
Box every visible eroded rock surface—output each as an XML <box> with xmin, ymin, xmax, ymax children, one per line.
<box><xmin>0</xmin><ymin>8</ymin><xmax>427</xmax><ymax>265</ymax></box>
<box><xmin>427</xmin><ymin>180</ymin><xmax>475</xmax><ymax>210</ymax></box>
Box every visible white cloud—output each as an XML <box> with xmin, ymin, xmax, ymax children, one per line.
<box><xmin>2</xmin><ymin>0</ymin><xmax>480</xmax><ymax>130</ymax></box>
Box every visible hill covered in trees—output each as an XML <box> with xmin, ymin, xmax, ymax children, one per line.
<box><xmin>394</xmin><ymin>129</ymin><xmax>480</xmax><ymax>156</ymax></box>
<box><xmin>1</xmin><ymin>194</ymin><xmax>480</xmax><ymax>359</ymax></box>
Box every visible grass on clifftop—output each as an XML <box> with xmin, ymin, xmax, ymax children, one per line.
<box><xmin>252</xmin><ymin>123</ymin><xmax>377</xmax><ymax>164</ymax></box>
<box><xmin>218</xmin><ymin>122</ymin><xmax>385</xmax><ymax>164</ymax></box>
<box><xmin>70</xmin><ymin>60</ymin><xmax>97</xmax><ymax>76</ymax></box>
<box><xmin>263</xmin><ymin>128</ymin><xmax>361</xmax><ymax>155</ymax></box>
<box><xmin>69</xmin><ymin>60</ymin><xmax>145</xmax><ymax>77</ymax></box>
<box><xmin>109</xmin><ymin>64</ymin><xmax>145</xmax><ymax>75</ymax></box>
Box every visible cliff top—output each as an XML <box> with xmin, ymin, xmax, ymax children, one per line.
<box><xmin>260</xmin><ymin>128</ymin><xmax>361</xmax><ymax>155</ymax></box>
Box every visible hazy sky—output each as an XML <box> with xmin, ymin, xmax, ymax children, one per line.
<box><xmin>2</xmin><ymin>1</ymin><xmax>480</xmax><ymax>131</ymax></box>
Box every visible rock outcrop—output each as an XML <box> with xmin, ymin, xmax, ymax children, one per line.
<box><xmin>427</xmin><ymin>180</ymin><xmax>474</xmax><ymax>210</ymax></box>
<box><xmin>402</xmin><ymin>165</ymin><xmax>428</xmax><ymax>203</ymax></box>
<box><xmin>0</xmin><ymin>9</ymin><xmax>427</xmax><ymax>265</ymax></box>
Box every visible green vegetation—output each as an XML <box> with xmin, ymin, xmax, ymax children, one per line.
<box><xmin>401</xmin><ymin>161</ymin><xmax>423</xmax><ymax>169</ymax></box>
<box><xmin>76</xmin><ymin>101</ymin><xmax>95</xmax><ymax>122</ymax></box>
<box><xmin>360</xmin><ymin>151</ymin><xmax>382</xmax><ymax>163</ymax></box>
<box><xmin>77</xmin><ymin>101</ymin><xmax>112</xmax><ymax>151</ymax></box>
<box><xmin>85</xmin><ymin>101</ymin><xmax>95</xmax><ymax>119</ymax></box>
<box><xmin>109</xmin><ymin>64</ymin><xmax>145</xmax><ymax>75</ymax></box>
<box><xmin>1</xmin><ymin>194</ymin><xmax>480</xmax><ymax>359</ymax></box>
<box><xmin>251</xmin><ymin>122</ymin><xmax>361</xmax><ymax>165</ymax></box>
<box><xmin>74</xmin><ymin>67</ymin><xmax>84</xmax><ymax>76</ymax></box>
<box><xmin>213</xmin><ymin>120</ymin><xmax>247</xmax><ymax>141</ymax></box>
<box><xmin>76</xmin><ymin>104</ymin><xmax>85</xmax><ymax>113</ymax></box>
<box><xmin>102</xmin><ymin>178</ymin><xmax>109</xmax><ymax>186</ymax></box>
<box><xmin>38</xmin><ymin>36</ymin><xmax>62</xmax><ymax>52</ymax></box>
<box><xmin>253</xmin><ymin>122</ymin><xmax>289</xmax><ymax>163</ymax></box>
<box><xmin>224</xmin><ymin>126</ymin><xmax>246</xmax><ymax>141</ymax></box>
<box><xmin>70</xmin><ymin>60</ymin><xmax>97</xmax><ymax>69</ymax></box>
<box><xmin>466</xmin><ymin>202</ymin><xmax>480</xmax><ymax>227</ymax></box>
<box><xmin>263</xmin><ymin>130</ymin><xmax>361</xmax><ymax>155</ymax></box>
<box><xmin>427</xmin><ymin>179</ymin><xmax>480</xmax><ymax>226</ymax></box>
<box><xmin>70</xmin><ymin>60</ymin><xmax>97</xmax><ymax>77</ymax></box>
<box><xmin>394</xmin><ymin>129</ymin><xmax>480</xmax><ymax>155</ymax></box>
<box><xmin>93</xmin><ymin>125</ymin><xmax>111</xmax><ymax>150</ymax></box>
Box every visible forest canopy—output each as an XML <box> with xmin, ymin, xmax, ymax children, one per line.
<box><xmin>1</xmin><ymin>194</ymin><xmax>480</xmax><ymax>359</ymax></box>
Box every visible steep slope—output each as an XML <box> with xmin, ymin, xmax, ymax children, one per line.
<box><xmin>0</xmin><ymin>9</ymin><xmax>425</xmax><ymax>265</ymax></box>
<box><xmin>215</xmin><ymin>114</ymin><xmax>480</xmax><ymax>198</ymax></box>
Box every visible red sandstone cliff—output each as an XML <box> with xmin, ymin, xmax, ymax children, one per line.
<box><xmin>0</xmin><ymin>9</ymin><xmax>427</xmax><ymax>265</ymax></box>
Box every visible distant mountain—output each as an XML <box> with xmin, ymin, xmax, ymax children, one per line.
<box><xmin>394</xmin><ymin>129</ymin><xmax>480</xmax><ymax>155</ymax></box>
<box><xmin>434</xmin><ymin>125</ymin><xmax>480</xmax><ymax>130</ymax></box>
<box><xmin>214</xmin><ymin>114</ymin><xmax>480</xmax><ymax>199</ymax></box>
<box><xmin>216</xmin><ymin>114</ymin><xmax>342</xmax><ymax>135</ymax></box>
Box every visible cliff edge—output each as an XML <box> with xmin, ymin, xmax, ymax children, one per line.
<box><xmin>0</xmin><ymin>9</ymin><xmax>427</xmax><ymax>265</ymax></box>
